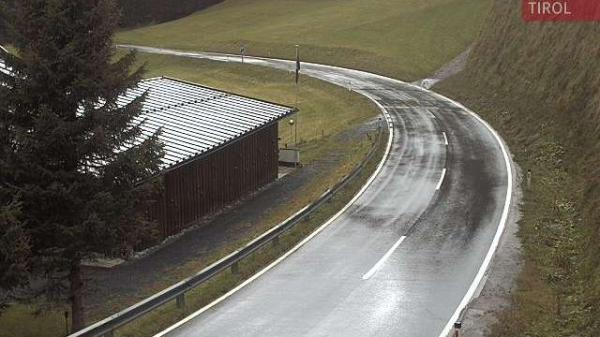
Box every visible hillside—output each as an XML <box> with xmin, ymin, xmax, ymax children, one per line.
<box><xmin>117</xmin><ymin>0</ymin><xmax>223</xmax><ymax>27</ymax></box>
<box><xmin>117</xmin><ymin>0</ymin><xmax>491</xmax><ymax>80</ymax></box>
<box><xmin>438</xmin><ymin>1</ymin><xmax>600</xmax><ymax>335</ymax></box>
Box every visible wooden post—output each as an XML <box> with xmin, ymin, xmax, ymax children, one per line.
<box><xmin>70</xmin><ymin>259</ymin><xmax>85</xmax><ymax>332</ymax></box>
<box><xmin>176</xmin><ymin>293</ymin><xmax>186</xmax><ymax>309</ymax></box>
<box><xmin>64</xmin><ymin>311</ymin><xmax>70</xmax><ymax>336</ymax></box>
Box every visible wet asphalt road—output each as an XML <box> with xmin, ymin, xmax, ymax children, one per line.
<box><xmin>121</xmin><ymin>46</ymin><xmax>512</xmax><ymax>337</ymax></box>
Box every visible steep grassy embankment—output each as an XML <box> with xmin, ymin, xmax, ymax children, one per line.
<box><xmin>116</xmin><ymin>0</ymin><xmax>491</xmax><ymax>81</ymax></box>
<box><xmin>437</xmin><ymin>1</ymin><xmax>600</xmax><ymax>335</ymax></box>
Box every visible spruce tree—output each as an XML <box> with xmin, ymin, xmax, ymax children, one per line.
<box><xmin>0</xmin><ymin>201</ymin><xmax>30</xmax><ymax>309</ymax></box>
<box><xmin>0</xmin><ymin>0</ymin><xmax>164</xmax><ymax>330</ymax></box>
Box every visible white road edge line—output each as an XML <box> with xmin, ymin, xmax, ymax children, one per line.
<box><xmin>349</xmin><ymin>67</ymin><xmax>513</xmax><ymax>337</ymax></box>
<box><xmin>122</xmin><ymin>47</ymin><xmax>513</xmax><ymax>337</ymax></box>
<box><xmin>342</xmin><ymin>68</ymin><xmax>514</xmax><ymax>337</ymax></box>
<box><xmin>153</xmin><ymin>89</ymin><xmax>395</xmax><ymax>337</ymax></box>
<box><xmin>429</xmin><ymin>94</ymin><xmax>513</xmax><ymax>337</ymax></box>
<box><xmin>436</xmin><ymin>168</ymin><xmax>447</xmax><ymax>191</ymax></box>
<box><xmin>311</xmin><ymin>67</ymin><xmax>513</xmax><ymax>337</ymax></box>
<box><xmin>362</xmin><ymin>236</ymin><xmax>407</xmax><ymax>280</ymax></box>
<box><xmin>442</xmin><ymin>131</ymin><xmax>449</xmax><ymax>146</ymax></box>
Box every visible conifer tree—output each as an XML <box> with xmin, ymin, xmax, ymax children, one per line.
<box><xmin>0</xmin><ymin>201</ymin><xmax>30</xmax><ymax>309</ymax></box>
<box><xmin>0</xmin><ymin>0</ymin><xmax>163</xmax><ymax>330</ymax></box>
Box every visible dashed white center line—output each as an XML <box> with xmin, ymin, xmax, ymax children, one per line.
<box><xmin>362</xmin><ymin>236</ymin><xmax>407</xmax><ymax>280</ymax></box>
<box><xmin>442</xmin><ymin>132</ymin><xmax>449</xmax><ymax>146</ymax></box>
<box><xmin>436</xmin><ymin>168</ymin><xmax>447</xmax><ymax>191</ymax></box>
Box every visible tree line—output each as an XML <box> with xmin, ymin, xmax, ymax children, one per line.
<box><xmin>119</xmin><ymin>0</ymin><xmax>223</xmax><ymax>27</ymax></box>
<box><xmin>1</xmin><ymin>0</ymin><xmax>166</xmax><ymax>332</ymax></box>
<box><xmin>0</xmin><ymin>0</ymin><xmax>223</xmax><ymax>42</ymax></box>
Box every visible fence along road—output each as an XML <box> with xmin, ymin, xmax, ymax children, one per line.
<box><xmin>120</xmin><ymin>45</ymin><xmax>514</xmax><ymax>337</ymax></box>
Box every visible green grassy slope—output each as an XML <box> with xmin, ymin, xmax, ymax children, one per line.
<box><xmin>437</xmin><ymin>1</ymin><xmax>600</xmax><ymax>335</ymax></box>
<box><xmin>117</xmin><ymin>0</ymin><xmax>491</xmax><ymax>80</ymax></box>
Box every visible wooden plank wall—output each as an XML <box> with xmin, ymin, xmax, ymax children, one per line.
<box><xmin>148</xmin><ymin>123</ymin><xmax>279</xmax><ymax>237</ymax></box>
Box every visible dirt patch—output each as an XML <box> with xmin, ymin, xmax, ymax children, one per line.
<box><xmin>414</xmin><ymin>47</ymin><xmax>472</xmax><ymax>89</ymax></box>
<box><xmin>431</xmin><ymin>47</ymin><xmax>472</xmax><ymax>82</ymax></box>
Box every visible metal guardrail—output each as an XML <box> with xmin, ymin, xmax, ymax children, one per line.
<box><xmin>69</xmin><ymin>117</ymin><xmax>391</xmax><ymax>337</ymax></box>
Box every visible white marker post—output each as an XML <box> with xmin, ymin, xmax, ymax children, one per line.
<box><xmin>453</xmin><ymin>322</ymin><xmax>461</xmax><ymax>337</ymax></box>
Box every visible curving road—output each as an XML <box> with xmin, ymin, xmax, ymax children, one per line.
<box><xmin>120</xmin><ymin>46</ymin><xmax>514</xmax><ymax>337</ymax></box>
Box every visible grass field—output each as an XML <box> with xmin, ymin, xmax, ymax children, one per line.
<box><xmin>116</xmin><ymin>0</ymin><xmax>491</xmax><ymax>81</ymax></box>
<box><xmin>0</xmin><ymin>52</ymin><xmax>384</xmax><ymax>337</ymax></box>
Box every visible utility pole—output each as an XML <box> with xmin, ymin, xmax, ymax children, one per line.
<box><xmin>294</xmin><ymin>44</ymin><xmax>300</xmax><ymax>147</ymax></box>
<box><xmin>295</xmin><ymin>44</ymin><xmax>300</xmax><ymax>105</ymax></box>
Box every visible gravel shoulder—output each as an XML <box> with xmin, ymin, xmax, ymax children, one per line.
<box><xmin>452</xmin><ymin>164</ymin><xmax>523</xmax><ymax>337</ymax></box>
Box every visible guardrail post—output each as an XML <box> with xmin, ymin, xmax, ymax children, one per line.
<box><xmin>453</xmin><ymin>321</ymin><xmax>462</xmax><ymax>337</ymax></box>
<box><xmin>231</xmin><ymin>261</ymin><xmax>239</xmax><ymax>274</ymax></box>
<box><xmin>64</xmin><ymin>310</ymin><xmax>69</xmax><ymax>336</ymax></box>
<box><xmin>176</xmin><ymin>293</ymin><xmax>186</xmax><ymax>309</ymax></box>
<box><xmin>273</xmin><ymin>235</ymin><xmax>280</xmax><ymax>246</ymax></box>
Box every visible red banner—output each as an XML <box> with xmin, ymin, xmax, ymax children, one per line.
<box><xmin>523</xmin><ymin>0</ymin><xmax>600</xmax><ymax>21</ymax></box>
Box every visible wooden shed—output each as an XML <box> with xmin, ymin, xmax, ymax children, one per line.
<box><xmin>121</xmin><ymin>77</ymin><xmax>297</xmax><ymax>237</ymax></box>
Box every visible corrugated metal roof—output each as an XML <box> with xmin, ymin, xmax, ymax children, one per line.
<box><xmin>0</xmin><ymin>59</ymin><xmax>12</xmax><ymax>76</ymax></box>
<box><xmin>0</xmin><ymin>60</ymin><xmax>293</xmax><ymax>171</ymax></box>
<box><xmin>0</xmin><ymin>45</ymin><xmax>11</xmax><ymax>75</ymax></box>
<box><xmin>123</xmin><ymin>77</ymin><xmax>296</xmax><ymax>170</ymax></box>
